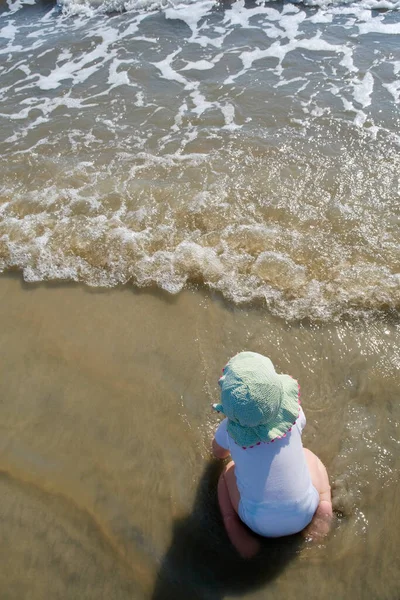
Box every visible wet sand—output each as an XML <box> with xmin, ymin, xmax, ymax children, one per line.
<box><xmin>0</xmin><ymin>273</ymin><xmax>399</xmax><ymax>600</ymax></box>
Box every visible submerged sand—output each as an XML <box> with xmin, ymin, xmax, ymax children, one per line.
<box><xmin>0</xmin><ymin>273</ymin><xmax>399</xmax><ymax>600</ymax></box>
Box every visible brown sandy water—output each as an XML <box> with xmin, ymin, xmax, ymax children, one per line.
<box><xmin>0</xmin><ymin>273</ymin><xmax>399</xmax><ymax>600</ymax></box>
<box><xmin>1</xmin><ymin>1</ymin><xmax>400</xmax><ymax>597</ymax></box>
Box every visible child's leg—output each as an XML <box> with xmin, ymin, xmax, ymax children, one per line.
<box><xmin>217</xmin><ymin>461</ymin><xmax>261</xmax><ymax>559</ymax></box>
<box><xmin>303</xmin><ymin>448</ymin><xmax>333</xmax><ymax>539</ymax></box>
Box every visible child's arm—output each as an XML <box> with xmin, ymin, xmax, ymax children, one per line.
<box><xmin>212</xmin><ymin>417</ymin><xmax>230</xmax><ymax>459</ymax></box>
<box><xmin>212</xmin><ymin>437</ymin><xmax>230</xmax><ymax>459</ymax></box>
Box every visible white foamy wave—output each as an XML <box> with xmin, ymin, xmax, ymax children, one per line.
<box><xmin>1</xmin><ymin>214</ymin><xmax>398</xmax><ymax>321</ymax></box>
<box><xmin>1</xmin><ymin>0</ymin><xmax>399</xmax><ymax>321</ymax></box>
<box><xmin>3</xmin><ymin>0</ymin><xmax>399</xmax><ymax>16</ymax></box>
<box><xmin>1</xmin><ymin>133</ymin><xmax>399</xmax><ymax>322</ymax></box>
<box><xmin>301</xmin><ymin>0</ymin><xmax>400</xmax><ymax>8</ymax></box>
<box><xmin>56</xmin><ymin>0</ymin><xmax>204</xmax><ymax>17</ymax></box>
<box><xmin>54</xmin><ymin>0</ymin><xmax>400</xmax><ymax>17</ymax></box>
<box><xmin>2</xmin><ymin>0</ymin><xmax>37</xmax><ymax>15</ymax></box>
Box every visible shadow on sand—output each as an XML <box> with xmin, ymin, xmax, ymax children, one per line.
<box><xmin>152</xmin><ymin>460</ymin><xmax>303</xmax><ymax>600</ymax></box>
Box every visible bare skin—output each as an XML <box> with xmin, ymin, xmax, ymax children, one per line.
<box><xmin>213</xmin><ymin>439</ymin><xmax>333</xmax><ymax>559</ymax></box>
<box><xmin>301</xmin><ymin>448</ymin><xmax>333</xmax><ymax>540</ymax></box>
<box><xmin>217</xmin><ymin>460</ymin><xmax>262</xmax><ymax>559</ymax></box>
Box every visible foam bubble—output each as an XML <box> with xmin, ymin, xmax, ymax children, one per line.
<box><xmin>353</xmin><ymin>72</ymin><xmax>374</xmax><ymax>108</ymax></box>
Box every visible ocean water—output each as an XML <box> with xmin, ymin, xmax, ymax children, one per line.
<box><xmin>0</xmin><ymin>276</ymin><xmax>399</xmax><ymax>600</ymax></box>
<box><xmin>0</xmin><ymin>2</ymin><xmax>400</xmax><ymax>600</ymax></box>
<box><xmin>0</xmin><ymin>0</ymin><xmax>399</xmax><ymax>320</ymax></box>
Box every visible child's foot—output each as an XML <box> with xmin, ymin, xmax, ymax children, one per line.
<box><xmin>303</xmin><ymin>500</ymin><xmax>333</xmax><ymax>541</ymax></box>
<box><xmin>223</xmin><ymin>512</ymin><xmax>261</xmax><ymax>559</ymax></box>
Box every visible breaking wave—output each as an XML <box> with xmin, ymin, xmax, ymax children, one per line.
<box><xmin>1</xmin><ymin>0</ymin><xmax>399</xmax><ymax>320</ymax></box>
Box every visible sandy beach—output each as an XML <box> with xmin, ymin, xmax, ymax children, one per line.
<box><xmin>1</xmin><ymin>0</ymin><xmax>400</xmax><ymax>597</ymax></box>
<box><xmin>0</xmin><ymin>273</ymin><xmax>399</xmax><ymax>599</ymax></box>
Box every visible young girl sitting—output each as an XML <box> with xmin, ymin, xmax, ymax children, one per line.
<box><xmin>212</xmin><ymin>351</ymin><xmax>333</xmax><ymax>559</ymax></box>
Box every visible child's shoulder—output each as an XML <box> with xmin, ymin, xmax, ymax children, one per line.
<box><xmin>297</xmin><ymin>406</ymin><xmax>306</xmax><ymax>433</ymax></box>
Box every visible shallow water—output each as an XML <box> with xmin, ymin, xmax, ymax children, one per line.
<box><xmin>1</xmin><ymin>0</ymin><xmax>399</xmax><ymax>319</ymax></box>
<box><xmin>0</xmin><ymin>0</ymin><xmax>399</xmax><ymax>597</ymax></box>
<box><xmin>0</xmin><ymin>275</ymin><xmax>399</xmax><ymax>599</ymax></box>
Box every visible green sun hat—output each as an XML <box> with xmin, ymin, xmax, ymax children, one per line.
<box><xmin>213</xmin><ymin>351</ymin><xmax>300</xmax><ymax>448</ymax></box>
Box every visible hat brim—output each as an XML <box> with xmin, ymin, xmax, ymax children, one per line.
<box><xmin>226</xmin><ymin>374</ymin><xmax>300</xmax><ymax>448</ymax></box>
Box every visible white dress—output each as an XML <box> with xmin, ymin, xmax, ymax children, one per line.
<box><xmin>214</xmin><ymin>407</ymin><xmax>319</xmax><ymax>537</ymax></box>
